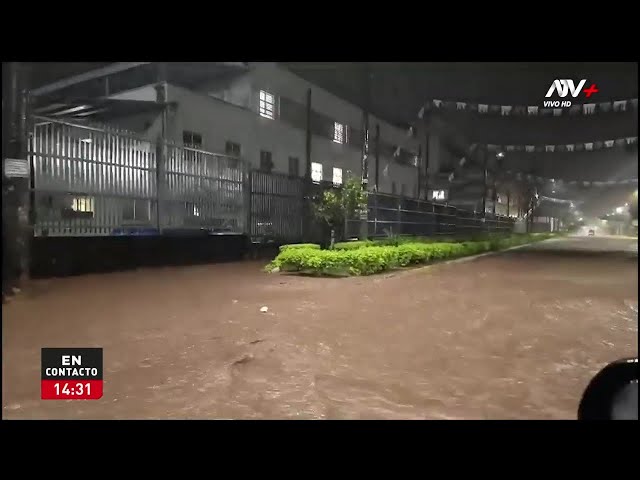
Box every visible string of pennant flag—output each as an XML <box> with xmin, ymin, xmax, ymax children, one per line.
<box><xmin>416</xmin><ymin>98</ymin><xmax>638</xmax><ymax>117</ymax></box>
<box><xmin>485</xmin><ymin>136</ymin><xmax>638</xmax><ymax>154</ymax></box>
<box><xmin>502</xmin><ymin>170</ymin><xmax>638</xmax><ymax>187</ymax></box>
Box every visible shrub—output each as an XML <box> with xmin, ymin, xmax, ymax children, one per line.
<box><xmin>266</xmin><ymin>233</ymin><xmax>559</xmax><ymax>276</ymax></box>
<box><xmin>279</xmin><ymin>243</ymin><xmax>321</xmax><ymax>252</ymax></box>
<box><xmin>333</xmin><ymin>240</ymin><xmax>376</xmax><ymax>250</ymax></box>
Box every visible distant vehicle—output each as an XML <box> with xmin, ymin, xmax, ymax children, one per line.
<box><xmin>588</xmin><ymin>229</ymin><xmax>595</xmax><ymax>236</ymax></box>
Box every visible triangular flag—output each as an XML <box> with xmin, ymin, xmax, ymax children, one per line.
<box><xmin>448</xmin><ymin>172</ymin><xmax>455</xmax><ymax>182</ymax></box>
<box><xmin>527</xmin><ymin>106</ymin><xmax>538</xmax><ymax>115</ymax></box>
<box><xmin>456</xmin><ymin>102</ymin><xmax>466</xmax><ymax>110</ymax></box>
<box><xmin>478</xmin><ymin>104</ymin><xmax>488</xmax><ymax>113</ymax></box>
<box><xmin>433</xmin><ymin>99</ymin><xmax>442</xmax><ymax>108</ymax></box>
<box><xmin>417</xmin><ymin>106</ymin><xmax>425</xmax><ymax>119</ymax></box>
<box><xmin>613</xmin><ymin>100</ymin><xmax>627</xmax><ymax>112</ymax></box>
<box><xmin>501</xmin><ymin>105</ymin><xmax>512</xmax><ymax>115</ymax></box>
<box><xmin>583</xmin><ymin>103</ymin><xmax>596</xmax><ymax>114</ymax></box>
<box><xmin>599</xmin><ymin>102</ymin><xmax>612</xmax><ymax>112</ymax></box>
<box><xmin>545</xmin><ymin>145</ymin><xmax>555</xmax><ymax>152</ymax></box>
<box><xmin>604</xmin><ymin>140</ymin><xmax>614</xmax><ymax>147</ymax></box>
<box><xmin>585</xmin><ymin>142</ymin><xmax>593</xmax><ymax>151</ymax></box>
<box><xmin>506</xmin><ymin>145</ymin><xmax>515</xmax><ymax>152</ymax></box>
<box><xmin>526</xmin><ymin>145</ymin><xmax>535</xmax><ymax>152</ymax></box>
<box><xmin>566</xmin><ymin>144</ymin><xmax>575</xmax><ymax>152</ymax></box>
<box><xmin>459</xmin><ymin>157</ymin><xmax>466</xmax><ymax>166</ymax></box>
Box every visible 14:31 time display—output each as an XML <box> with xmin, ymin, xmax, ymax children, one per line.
<box><xmin>54</xmin><ymin>382</ymin><xmax>91</xmax><ymax>396</ymax></box>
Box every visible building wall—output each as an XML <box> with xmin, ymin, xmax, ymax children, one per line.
<box><xmin>169</xmin><ymin>63</ymin><xmax>421</xmax><ymax>194</ymax></box>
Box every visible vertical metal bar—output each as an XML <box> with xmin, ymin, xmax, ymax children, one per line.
<box><xmin>374</xmin><ymin>123</ymin><xmax>380</xmax><ymax>193</ymax></box>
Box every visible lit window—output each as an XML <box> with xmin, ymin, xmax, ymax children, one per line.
<box><xmin>259</xmin><ymin>90</ymin><xmax>275</xmax><ymax>119</ymax></box>
<box><xmin>186</xmin><ymin>202</ymin><xmax>200</xmax><ymax>217</ymax></box>
<box><xmin>72</xmin><ymin>196</ymin><xmax>94</xmax><ymax>213</ymax></box>
<box><xmin>333</xmin><ymin>122</ymin><xmax>345</xmax><ymax>144</ymax></box>
<box><xmin>311</xmin><ymin>162</ymin><xmax>323</xmax><ymax>183</ymax></box>
<box><xmin>333</xmin><ymin>167</ymin><xmax>343</xmax><ymax>186</ymax></box>
<box><xmin>432</xmin><ymin>190</ymin><xmax>446</xmax><ymax>201</ymax></box>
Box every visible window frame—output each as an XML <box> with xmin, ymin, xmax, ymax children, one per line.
<box><xmin>332</xmin><ymin>167</ymin><xmax>343</xmax><ymax>186</ymax></box>
<box><xmin>183</xmin><ymin>130</ymin><xmax>203</xmax><ymax>148</ymax></box>
<box><xmin>288</xmin><ymin>156</ymin><xmax>300</xmax><ymax>177</ymax></box>
<box><xmin>333</xmin><ymin>121</ymin><xmax>346</xmax><ymax>144</ymax></box>
<box><xmin>225</xmin><ymin>140</ymin><xmax>242</xmax><ymax>157</ymax></box>
<box><xmin>260</xmin><ymin>150</ymin><xmax>273</xmax><ymax>173</ymax></box>
<box><xmin>311</xmin><ymin>162</ymin><xmax>323</xmax><ymax>183</ymax></box>
<box><xmin>259</xmin><ymin>90</ymin><xmax>276</xmax><ymax>120</ymax></box>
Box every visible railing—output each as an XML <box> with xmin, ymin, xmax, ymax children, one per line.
<box><xmin>28</xmin><ymin>117</ymin><xmax>514</xmax><ymax>241</ymax></box>
<box><xmin>346</xmin><ymin>192</ymin><xmax>515</xmax><ymax>239</ymax></box>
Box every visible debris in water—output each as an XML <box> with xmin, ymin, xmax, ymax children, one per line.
<box><xmin>250</xmin><ymin>339</ymin><xmax>264</xmax><ymax>345</ymax></box>
<box><xmin>232</xmin><ymin>299</ymin><xmax>238</xmax><ymax>304</ymax></box>
<box><xmin>232</xmin><ymin>354</ymin><xmax>254</xmax><ymax>366</ymax></box>
<box><xmin>260</xmin><ymin>306</ymin><xmax>269</xmax><ymax>313</ymax></box>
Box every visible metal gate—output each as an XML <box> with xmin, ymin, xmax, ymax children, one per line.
<box><xmin>29</xmin><ymin>116</ymin><xmax>246</xmax><ymax>236</ymax></box>
<box><xmin>250</xmin><ymin>170</ymin><xmax>304</xmax><ymax>242</ymax></box>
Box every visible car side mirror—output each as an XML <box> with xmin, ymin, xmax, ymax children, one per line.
<box><xmin>578</xmin><ymin>358</ymin><xmax>638</xmax><ymax>420</ymax></box>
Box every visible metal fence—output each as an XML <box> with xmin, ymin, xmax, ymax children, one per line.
<box><xmin>29</xmin><ymin>116</ymin><xmax>246</xmax><ymax>236</ymax></box>
<box><xmin>250</xmin><ymin>170</ymin><xmax>304</xmax><ymax>242</ymax></box>
<box><xmin>28</xmin><ymin>117</ymin><xmax>513</xmax><ymax>241</ymax></box>
<box><xmin>347</xmin><ymin>192</ymin><xmax>514</xmax><ymax>239</ymax></box>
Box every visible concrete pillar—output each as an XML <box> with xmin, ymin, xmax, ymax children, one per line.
<box><xmin>426</xmin><ymin>132</ymin><xmax>441</xmax><ymax>177</ymax></box>
<box><xmin>2</xmin><ymin>62</ymin><xmax>31</xmax><ymax>295</ymax></box>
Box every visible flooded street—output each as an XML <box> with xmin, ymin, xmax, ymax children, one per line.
<box><xmin>3</xmin><ymin>236</ymin><xmax>637</xmax><ymax>419</ymax></box>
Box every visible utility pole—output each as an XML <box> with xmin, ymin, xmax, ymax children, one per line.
<box><xmin>2</xmin><ymin>62</ymin><xmax>31</xmax><ymax>297</ymax></box>
<box><xmin>303</xmin><ymin>88</ymin><xmax>313</xmax><ymax>241</ymax></box>
<box><xmin>374</xmin><ymin>123</ymin><xmax>380</xmax><ymax>193</ymax></box>
<box><xmin>359</xmin><ymin>64</ymin><xmax>371</xmax><ymax>240</ymax></box>
<box><xmin>482</xmin><ymin>147</ymin><xmax>488</xmax><ymax>215</ymax></box>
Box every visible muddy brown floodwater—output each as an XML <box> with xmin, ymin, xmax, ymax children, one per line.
<box><xmin>2</xmin><ymin>236</ymin><xmax>638</xmax><ymax>419</ymax></box>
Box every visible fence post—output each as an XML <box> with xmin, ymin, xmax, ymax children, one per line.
<box><xmin>245</xmin><ymin>166</ymin><xmax>252</xmax><ymax>239</ymax></box>
<box><xmin>397</xmin><ymin>196</ymin><xmax>402</xmax><ymax>235</ymax></box>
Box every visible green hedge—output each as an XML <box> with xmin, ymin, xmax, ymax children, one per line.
<box><xmin>267</xmin><ymin>233</ymin><xmax>556</xmax><ymax>276</ymax></box>
<box><xmin>278</xmin><ymin>243</ymin><xmax>321</xmax><ymax>252</ymax></box>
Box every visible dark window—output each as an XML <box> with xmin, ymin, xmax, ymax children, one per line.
<box><xmin>260</xmin><ymin>150</ymin><xmax>273</xmax><ymax>173</ymax></box>
<box><xmin>123</xmin><ymin>200</ymin><xmax>150</xmax><ymax>222</ymax></box>
<box><xmin>183</xmin><ymin>130</ymin><xmax>202</xmax><ymax>148</ymax></box>
<box><xmin>391</xmin><ymin>182</ymin><xmax>397</xmax><ymax>195</ymax></box>
<box><xmin>288</xmin><ymin>157</ymin><xmax>299</xmax><ymax>177</ymax></box>
<box><xmin>400</xmin><ymin>184</ymin><xmax>406</xmax><ymax>197</ymax></box>
<box><xmin>225</xmin><ymin>141</ymin><xmax>241</xmax><ymax>157</ymax></box>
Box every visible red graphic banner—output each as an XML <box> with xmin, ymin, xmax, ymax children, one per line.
<box><xmin>41</xmin><ymin>380</ymin><xmax>103</xmax><ymax>400</ymax></box>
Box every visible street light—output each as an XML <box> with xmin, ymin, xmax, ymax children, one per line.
<box><xmin>579</xmin><ymin>217</ymin><xmax>583</xmax><ymax>221</ymax></box>
<box><xmin>616</xmin><ymin>206</ymin><xmax>624</xmax><ymax>214</ymax></box>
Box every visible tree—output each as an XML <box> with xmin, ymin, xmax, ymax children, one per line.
<box><xmin>313</xmin><ymin>176</ymin><xmax>368</xmax><ymax>248</ymax></box>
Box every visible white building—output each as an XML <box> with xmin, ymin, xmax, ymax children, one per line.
<box><xmin>112</xmin><ymin>62</ymin><xmax>423</xmax><ymax>197</ymax></box>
